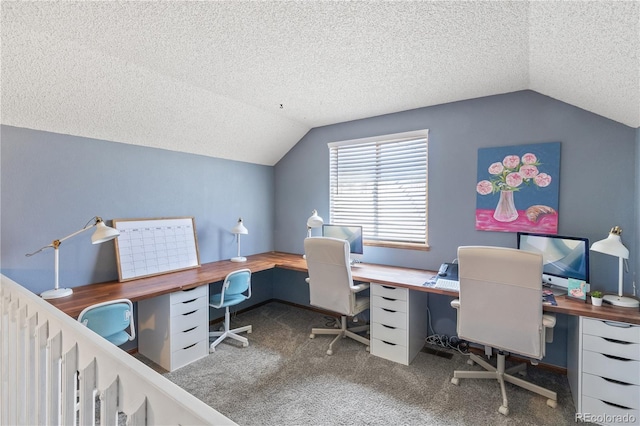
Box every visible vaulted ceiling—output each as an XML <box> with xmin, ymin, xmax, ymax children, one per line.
<box><xmin>2</xmin><ymin>1</ymin><xmax>638</xmax><ymax>166</ymax></box>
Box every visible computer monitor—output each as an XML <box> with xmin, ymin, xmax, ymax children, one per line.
<box><xmin>322</xmin><ymin>224</ymin><xmax>364</xmax><ymax>260</ymax></box>
<box><xmin>517</xmin><ymin>232</ymin><xmax>590</xmax><ymax>291</ymax></box>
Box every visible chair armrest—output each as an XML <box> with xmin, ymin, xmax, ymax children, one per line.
<box><xmin>543</xmin><ymin>313</ymin><xmax>556</xmax><ymax>344</ymax></box>
<box><xmin>542</xmin><ymin>313</ymin><xmax>556</xmax><ymax>329</ymax></box>
<box><xmin>450</xmin><ymin>299</ymin><xmax>460</xmax><ymax>309</ymax></box>
<box><xmin>351</xmin><ymin>282</ymin><xmax>370</xmax><ymax>293</ymax></box>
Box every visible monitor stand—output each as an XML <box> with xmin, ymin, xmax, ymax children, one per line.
<box><xmin>543</xmin><ymin>284</ymin><xmax>567</xmax><ymax>296</ymax></box>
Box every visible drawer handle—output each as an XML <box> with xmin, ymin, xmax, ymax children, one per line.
<box><xmin>182</xmin><ymin>287</ymin><xmax>198</xmax><ymax>292</ymax></box>
<box><xmin>382</xmin><ymin>297</ymin><xmax>396</xmax><ymax>301</ymax></box>
<box><xmin>182</xmin><ymin>310</ymin><xmax>198</xmax><ymax>316</ymax></box>
<box><xmin>382</xmin><ymin>286</ymin><xmax>396</xmax><ymax>290</ymax></box>
<box><xmin>602</xmin><ymin>353</ymin><xmax>632</xmax><ymax>362</ymax></box>
<box><xmin>381</xmin><ymin>340</ymin><xmax>397</xmax><ymax>346</ymax></box>
<box><xmin>602</xmin><ymin>377</ymin><xmax>633</xmax><ymax>386</ymax></box>
<box><xmin>603</xmin><ymin>337</ymin><xmax>633</xmax><ymax>345</ymax></box>
<box><xmin>603</xmin><ymin>320</ymin><xmax>633</xmax><ymax>328</ymax></box>
<box><xmin>182</xmin><ymin>298</ymin><xmax>197</xmax><ymax>304</ymax></box>
<box><xmin>382</xmin><ymin>308</ymin><xmax>397</xmax><ymax>313</ymax></box>
<box><xmin>182</xmin><ymin>343</ymin><xmax>197</xmax><ymax>350</ymax></box>
<box><xmin>382</xmin><ymin>324</ymin><xmax>396</xmax><ymax>330</ymax></box>
<box><xmin>601</xmin><ymin>400</ymin><xmax>633</xmax><ymax>410</ymax></box>
<box><xmin>182</xmin><ymin>326</ymin><xmax>198</xmax><ymax>333</ymax></box>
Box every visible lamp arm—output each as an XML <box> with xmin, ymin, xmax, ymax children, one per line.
<box><xmin>25</xmin><ymin>217</ymin><xmax>99</xmax><ymax>257</ymax></box>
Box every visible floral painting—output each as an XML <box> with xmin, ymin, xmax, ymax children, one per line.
<box><xmin>476</xmin><ymin>142</ymin><xmax>560</xmax><ymax>233</ymax></box>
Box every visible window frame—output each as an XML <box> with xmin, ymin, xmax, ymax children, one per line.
<box><xmin>328</xmin><ymin>129</ymin><xmax>429</xmax><ymax>251</ymax></box>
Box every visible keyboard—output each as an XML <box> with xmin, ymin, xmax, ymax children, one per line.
<box><xmin>434</xmin><ymin>278</ymin><xmax>460</xmax><ymax>292</ymax></box>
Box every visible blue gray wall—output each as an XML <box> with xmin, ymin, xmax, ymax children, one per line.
<box><xmin>1</xmin><ymin>125</ymin><xmax>274</xmax><ymax>296</ymax></box>
<box><xmin>273</xmin><ymin>90</ymin><xmax>637</xmax><ymax>367</ymax></box>
<box><xmin>2</xmin><ymin>90</ymin><xmax>637</xmax><ymax>368</ymax></box>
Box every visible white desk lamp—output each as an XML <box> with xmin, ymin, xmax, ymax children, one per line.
<box><xmin>306</xmin><ymin>209</ymin><xmax>324</xmax><ymax>238</ymax></box>
<box><xmin>230</xmin><ymin>218</ymin><xmax>248</xmax><ymax>262</ymax></box>
<box><xmin>26</xmin><ymin>216</ymin><xmax>120</xmax><ymax>299</ymax></box>
<box><xmin>590</xmin><ymin>226</ymin><xmax>639</xmax><ymax>308</ymax></box>
<box><xmin>303</xmin><ymin>210</ymin><xmax>324</xmax><ymax>259</ymax></box>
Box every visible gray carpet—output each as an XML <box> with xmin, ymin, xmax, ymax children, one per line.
<box><xmin>160</xmin><ymin>302</ymin><xmax>579</xmax><ymax>425</ymax></box>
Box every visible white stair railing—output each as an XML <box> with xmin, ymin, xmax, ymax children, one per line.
<box><xmin>0</xmin><ymin>274</ymin><xmax>235</xmax><ymax>426</ymax></box>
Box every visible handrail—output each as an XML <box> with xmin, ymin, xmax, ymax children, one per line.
<box><xmin>0</xmin><ymin>274</ymin><xmax>235</xmax><ymax>425</ymax></box>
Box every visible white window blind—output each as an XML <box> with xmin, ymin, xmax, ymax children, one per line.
<box><xmin>328</xmin><ymin>130</ymin><xmax>428</xmax><ymax>247</ymax></box>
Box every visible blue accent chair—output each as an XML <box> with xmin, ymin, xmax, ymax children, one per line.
<box><xmin>209</xmin><ymin>269</ymin><xmax>252</xmax><ymax>352</ymax></box>
<box><xmin>78</xmin><ymin>299</ymin><xmax>135</xmax><ymax>346</ymax></box>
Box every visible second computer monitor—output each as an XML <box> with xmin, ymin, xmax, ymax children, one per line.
<box><xmin>517</xmin><ymin>232</ymin><xmax>589</xmax><ymax>291</ymax></box>
<box><xmin>322</xmin><ymin>224</ymin><xmax>364</xmax><ymax>258</ymax></box>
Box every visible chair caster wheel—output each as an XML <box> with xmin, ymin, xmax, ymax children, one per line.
<box><xmin>209</xmin><ymin>347</ymin><xmax>216</xmax><ymax>353</ymax></box>
<box><xmin>310</xmin><ymin>334</ymin><xmax>315</xmax><ymax>339</ymax></box>
<box><xmin>366</xmin><ymin>346</ymin><xmax>370</xmax><ymax>352</ymax></box>
<box><xmin>498</xmin><ymin>406</ymin><xmax>509</xmax><ymax>416</ymax></box>
<box><xmin>451</xmin><ymin>377</ymin><xmax>459</xmax><ymax>386</ymax></box>
<box><xmin>547</xmin><ymin>399</ymin><xmax>557</xmax><ymax>408</ymax></box>
<box><xmin>467</xmin><ymin>359</ymin><xmax>475</xmax><ymax>366</ymax></box>
<box><xmin>248</xmin><ymin>330</ymin><xmax>252</xmax><ymax>334</ymax></box>
<box><xmin>326</xmin><ymin>349</ymin><xmax>333</xmax><ymax>355</ymax></box>
<box><xmin>242</xmin><ymin>342</ymin><xmax>249</xmax><ymax>347</ymax></box>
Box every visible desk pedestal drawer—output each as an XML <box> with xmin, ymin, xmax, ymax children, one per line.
<box><xmin>372</xmin><ymin>322</ymin><xmax>407</xmax><ymax>346</ymax></box>
<box><xmin>581</xmin><ymin>395</ymin><xmax>639</xmax><ymax>426</ymax></box>
<box><xmin>583</xmin><ymin>351</ymin><xmax>640</xmax><ymax>385</ymax></box>
<box><xmin>371</xmin><ymin>306</ymin><xmax>407</xmax><ymax>330</ymax></box>
<box><xmin>583</xmin><ymin>373</ymin><xmax>640</xmax><ymax>411</ymax></box>
<box><xmin>371</xmin><ymin>284</ymin><xmax>408</xmax><ymax>301</ymax></box>
<box><xmin>172</xmin><ymin>323</ymin><xmax>208</xmax><ymax>350</ymax></box>
<box><xmin>171</xmin><ymin>340</ymin><xmax>208</xmax><ymax>371</ymax></box>
<box><xmin>371</xmin><ymin>338</ymin><xmax>407</xmax><ymax>365</ymax></box>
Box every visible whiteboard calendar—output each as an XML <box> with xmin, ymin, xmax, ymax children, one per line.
<box><xmin>112</xmin><ymin>217</ymin><xmax>200</xmax><ymax>282</ymax></box>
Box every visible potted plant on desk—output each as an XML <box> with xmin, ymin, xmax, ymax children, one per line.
<box><xmin>590</xmin><ymin>291</ymin><xmax>604</xmax><ymax>307</ymax></box>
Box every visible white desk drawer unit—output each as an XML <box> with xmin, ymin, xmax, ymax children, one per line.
<box><xmin>568</xmin><ymin>316</ymin><xmax>640</xmax><ymax>425</ymax></box>
<box><xmin>138</xmin><ymin>285</ymin><xmax>209</xmax><ymax>372</ymax></box>
<box><xmin>370</xmin><ymin>283</ymin><xmax>429</xmax><ymax>366</ymax></box>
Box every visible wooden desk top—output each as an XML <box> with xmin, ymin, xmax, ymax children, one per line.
<box><xmin>48</xmin><ymin>251</ymin><xmax>640</xmax><ymax>325</ymax></box>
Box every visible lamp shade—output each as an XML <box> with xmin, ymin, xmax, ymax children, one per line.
<box><xmin>306</xmin><ymin>210</ymin><xmax>324</xmax><ymax>228</ymax></box>
<box><xmin>231</xmin><ymin>218</ymin><xmax>248</xmax><ymax>235</ymax></box>
<box><xmin>91</xmin><ymin>220</ymin><xmax>120</xmax><ymax>244</ymax></box>
<box><xmin>590</xmin><ymin>226</ymin><xmax>629</xmax><ymax>259</ymax></box>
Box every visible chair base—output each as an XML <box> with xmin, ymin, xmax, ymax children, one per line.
<box><xmin>209</xmin><ymin>308</ymin><xmax>252</xmax><ymax>352</ymax></box>
<box><xmin>451</xmin><ymin>352</ymin><xmax>557</xmax><ymax>415</ymax></box>
<box><xmin>310</xmin><ymin>315</ymin><xmax>370</xmax><ymax>355</ymax></box>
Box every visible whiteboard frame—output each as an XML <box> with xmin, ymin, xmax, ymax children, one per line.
<box><xmin>112</xmin><ymin>217</ymin><xmax>201</xmax><ymax>282</ymax></box>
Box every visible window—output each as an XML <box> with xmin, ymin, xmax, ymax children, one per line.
<box><xmin>328</xmin><ymin>130</ymin><xmax>428</xmax><ymax>250</ymax></box>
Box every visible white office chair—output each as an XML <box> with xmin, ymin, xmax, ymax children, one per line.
<box><xmin>78</xmin><ymin>299</ymin><xmax>135</xmax><ymax>347</ymax></box>
<box><xmin>450</xmin><ymin>246</ymin><xmax>557</xmax><ymax>416</ymax></box>
<box><xmin>209</xmin><ymin>269</ymin><xmax>252</xmax><ymax>352</ymax></box>
<box><xmin>304</xmin><ymin>237</ymin><xmax>370</xmax><ymax>355</ymax></box>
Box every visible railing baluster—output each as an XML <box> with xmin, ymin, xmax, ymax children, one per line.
<box><xmin>101</xmin><ymin>376</ymin><xmax>120</xmax><ymax>425</ymax></box>
<box><xmin>79</xmin><ymin>358</ymin><xmax>97</xmax><ymax>426</ymax></box>
<box><xmin>1</xmin><ymin>274</ymin><xmax>235</xmax><ymax>426</ymax></box>
<box><xmin>62</xmin><ymin>344</ymin><xmax>78</xmax><ymax>425</ymax></box>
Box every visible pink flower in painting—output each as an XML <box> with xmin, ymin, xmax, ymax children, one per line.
<box><xmin>506</xmin><ymin>172</ymin><xmax>523</xmax><ymax>188</ymax></box>
<box><xmin>519</xmin><ymin>164</ymin><xmax>539</xmax><ymax>178</ymax></box>
<box><xmin>476</xmin><ymin>180</ymin><xmax>493</xmax><ymax>195</ymax></box>
<box><xmin>502</xmin><ymin>155</ymin><xmax>520</xmax><ymax>169</ymax></box>
<box><xmin>488</xmin><ymin>162</ymin><xmax>504</xmax><ymax>175</ymax></box>
<box><xmin>534</xmin><ymin>173</ymin><xmax>552</xmax><ymax>187</ymax></box>
<box><xmin>477</xmin><ymin>151</ymin><xmax>552</xmax><ymax>194</ymax></box>
<box><xmin>522</xmin><ymin>153</ymin><xmax>537</xmax><ymax>165</ymax></box>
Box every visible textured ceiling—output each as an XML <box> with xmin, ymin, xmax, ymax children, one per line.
<box><xmin>2</xmin><ymin>1</ymin><xmax>638</xmax><ymax>166</ymax></box>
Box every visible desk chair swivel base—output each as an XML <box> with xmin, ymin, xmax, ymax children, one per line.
<box><xmin>209</xmin><ymin>308</ymin><xmax>252</xmax><ymax>352</ymax></box>
<box><xmin>310</xmin><ymin>315</ymin><xmax>370</xmax><ymax>355</ymax></box>
<box><xmin>451</xmin><ymin>352</ymin><xmax>557</xmax><ymax>416</ymax></box>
